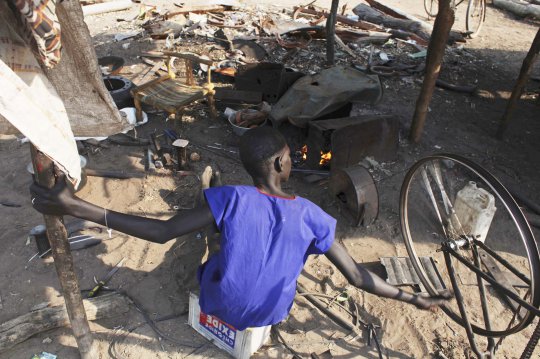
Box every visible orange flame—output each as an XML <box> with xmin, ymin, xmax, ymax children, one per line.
<box><xmin>301</xmin><ymin>145</ymin><xmax>308</xmax><ymax>161</ymax></box>
<box><xmin>319</xmin><ymin>151</ymin><xmax>332</xmax><ymax>166</ymax></box>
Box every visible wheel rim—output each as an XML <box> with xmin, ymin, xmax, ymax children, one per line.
<box><xmin>466</xmin><ymin>0</ymin><xmax>485</xmax><ymax>37</ymax></box>
<box><xmin>400</xmin><ymin>154</ymin><xmax>540</xmax><ymax>337</ymax></box>
<box><xmin>424</xmin><ymin>0</ymin><xmax>439</xmax><ymax>17</ymax></box>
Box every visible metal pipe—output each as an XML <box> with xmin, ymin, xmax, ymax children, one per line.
<box><xmin>472</xmin><ymin>245</ymin><xmax>496</xmax><ymax>356</ymax></box>
<box><xmin>474</xmin><ymin>240</ymin><xmax>531</xmax><ymax>285</ymax></box>
<box><xmin>447</xmin><ymin>246</ymin><xmax>540</xmax><ymax>316</ymax></box>
<box><xmin>444</xmin><ymin>250</ymin><xmax>485</xmax><ymax>358</ymax></box>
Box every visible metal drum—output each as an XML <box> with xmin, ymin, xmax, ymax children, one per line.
<box><xmin>330</xmin><ymin>165</ymin><xmax>379</xmax><ymax>226</ymax></box>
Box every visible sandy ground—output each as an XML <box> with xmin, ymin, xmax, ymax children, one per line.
<box><xmin>1</xmin><ymin>0</ymin><xmax>539</xmax><ymax>358</ymax></box>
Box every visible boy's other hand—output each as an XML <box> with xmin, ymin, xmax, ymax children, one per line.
<box><xmin>413</xmin><ymin>290</ymin><xmax>453</xmax><ymax>311</ymax></box>
<box><xmin>30</xmin><ymin>172</ymin><xmax>77</xmax><ymax>216</ymax></box>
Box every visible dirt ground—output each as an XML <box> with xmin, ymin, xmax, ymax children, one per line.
<box><xmin>1</xmin><ymin>0</ymin><xmax>539</xmax><ymax>358</ymax></box>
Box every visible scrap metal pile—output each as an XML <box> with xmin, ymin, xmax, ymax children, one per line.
<box><xmin>88</xmin><ymin>1</ymin><xmax>481</xmax><ymax>224</ymax></box>
<box><xmin>97</xmin><ymin>0</ymin><xmax>478</xmax><ymax>111</ymax></box>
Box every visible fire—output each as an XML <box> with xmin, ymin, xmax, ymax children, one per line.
<box><xmin>299</xmin><ymin>145</ymin><xmax>332</xmax><ymax>166</ymax></box>
<box><xmin>319</xmin><ymin>150</ymin><xmax>332</xmax><ymax>166</ymax></box>
<box><xmin>301</xmin><ymin>145</ymin><xmax>308</xmax><ymax>160</ymax></box>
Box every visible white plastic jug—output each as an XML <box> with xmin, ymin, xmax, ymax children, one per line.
<box><xmin>451</xmin><ymin>181</ymin><xmax>497</xmax><ymax>243</ymax></box>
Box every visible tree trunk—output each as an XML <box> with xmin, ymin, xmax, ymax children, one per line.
<box><xmin>294</xmin><ymin>6</ymin><xmax>384</xmax><ymax>31</ymax></box>
<box><xmin>410</xmin><ymin>1</ymin><xmax>455</xmax><ymax>143</ymax></box>
<box><xmin>359</xmin><ymin>0</ymin><xmax>465</xmax><ymax>43</ymax></box>
<box><xmin>353</xmin><ymin>4</ymin><xmax>423</xmax><ymax>34</ymax></box>
<box><xmin>497</xmin><ymin>27</ymin><xmax>540</xmax><ymax>137</ymax></box>
<box><xmin>0</xmin><ymin>292</ymin><xmax>130</xmax><ymax>352</ymax></box>
<box><xmin>326</xmin><ymin>0</ymin><xmax>340</xmax><ymax>65</ymax></box>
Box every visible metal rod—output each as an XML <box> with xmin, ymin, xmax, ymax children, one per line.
<box><xmin>444</xmin><ymin>250</ymin><xmax>485</xmax><ymax>358</ymax></box>
<box><xmin>474</xmin><ymin>240</ymin><xmax>531</xmax><ymax>285</ymax></box>
<box><xmin>296</xmin><ymin>284</ymin><xmax>354</xmax><ymax>332</ymax></box>
<box><xmin>291</xmin><ymin>168</ymin><xmax>331</xmax><ymax>176</ymax></box>
<box><xmin>421</xmin><ymin>167</ymin><xmax>448</xmax><ymax>237</ymax></box>
<box><xmin>472</xmin><ymin>245</ymin><xmax>496</xmax><ymax>356</ymax></box>
<box><xmin>446</xmin><ymin>246</ymin><xmax>540</xmax><ymax>316</ymax></box>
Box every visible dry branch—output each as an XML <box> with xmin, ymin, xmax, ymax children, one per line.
<box><xmin>294</xmin><ymin>6</ymin><xmax>384</xmax><ymax>31</ymax></box>
<box><xmin>360</xmin><ymin>0</ymin><xmax>465</xmax><ymax>43</ymax></box>
<box><xmin>0</xmin><ymin>292</ymin><xmax>131</xmax><ymax>352</ymax></box>
<box><xmin>353</xmin><ymin>4</ymin><xmax>428</xmax><ymax>39</ymax></box>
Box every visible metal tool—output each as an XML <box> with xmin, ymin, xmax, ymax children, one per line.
<box><xmin>28</xmin><ymin>232</ymin><xmax>101</xmax><ymax>262</ymax></box>
<box><xmin>87</xmin><ymin>257</ymin><xmax>126</xmax><ymax>298</ymax></box>
<box><xmin>291</xmin><ymin>168</ymin><xmax>330</xmax><ymax>176</ymax></box>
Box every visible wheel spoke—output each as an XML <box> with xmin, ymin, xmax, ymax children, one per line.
<box><xmin>400</xmin><ymin>154</ymin><xmax>539</xmax><ymax>337</ymax></box>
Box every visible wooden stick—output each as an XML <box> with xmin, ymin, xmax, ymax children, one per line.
<box><xmin>29</xmin><ymin>146</ymin><xmax>97</xmax><ymax>359</ymax></box>
<box><xmin>364</xmin><ymin>0</ymin><xmax>465</xmax><ymax>43</ymax></box>
<box><xmin>409</xmin><ymin>0</ymin><xmax>455</xmax><ymax>143</ymax></box>
<box><xmin>164</xmin><ymin>5</ymin><xmax>226</xmax><ymax>19</ymax></box>
<box><xmin>326</xmin><ymin>0</ymin><xmax>340</xmax><ymax>65</ymax></box>
<box><xmin>161</xmin><ymin>51</ymin><xmax>215</xmax><ymax>66</ymax></box>
<box><xmin>295</xmin><ymin>6</ymin><xmax>384</xmax><ymax>31</ymax></box>
<box><xmin>81</xmin><ymin>0</ymin><xmax>133</xmax><ymax>16</ymax></box>
<box><xmin>353</xmin><ymin>4</ymin><xmax>423</xmax><ymax>34</ymax></box>
<box><xmin>497</xmin><ymin>27</ymin><xmax>540</xmax><ymax>138</ymax></box>
<box><xmin>0</xmin><ymin>292</ymin><xmax>130</xmax><ymax>352</ymax></box>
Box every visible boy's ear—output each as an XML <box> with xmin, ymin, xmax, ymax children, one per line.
<box><xmin>274</xmin><ymin>157</ymin><xmax>282</xmax><ymax>173</ymax></box>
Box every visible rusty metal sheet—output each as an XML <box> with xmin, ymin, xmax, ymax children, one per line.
<box><xmin>380</xmin><ymin>256</ymin><xmax>446</xmax><ymax>293</ymax></box>
<box><xmin>380</xmin><ymin>257</ymin><xmax>423</xmax><ymax>286</ymax></box>
<box><xmin>330</xmin><ymin>115</ymin><xmax>399</xmax><ymax>167</ymax></box>
<box><xmin>214</xmin><ymin>88</ymin><xmax>263</xmax><ymax>104</ymax></box>
<box><xmin>304</xmin><ymin>115</ymin><xmax>398</xmax><ymax>170</ymax></box>
<box><xmin>235</xmin><ymin>63</ymin><xmax>284</xmax><ymax>103</ymax></box>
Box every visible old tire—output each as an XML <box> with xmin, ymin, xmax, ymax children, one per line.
<box><xmin>103</xmin><ymin>75</ymin><xmax>134</xmax><ymax>109</ymax></box>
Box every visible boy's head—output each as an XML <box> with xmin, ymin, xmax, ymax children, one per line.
<box><xmin>239</xmin><ymin>127</ymin><xmax>291</xmax><ymax>180</ymax></box>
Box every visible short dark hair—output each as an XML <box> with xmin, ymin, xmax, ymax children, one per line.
<box><xmin>239</xmin><ymin>126</ymin><xmax>287</xmax><ymax>178</ymax></box>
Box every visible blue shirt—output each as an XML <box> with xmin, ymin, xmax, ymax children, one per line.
<box><xmin>198</xmin><ymin>185</ymin><xmax>336</xmax><ymax>330</ymax></box>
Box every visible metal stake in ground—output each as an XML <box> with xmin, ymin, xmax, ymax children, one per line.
<box><xmin>409</xmin><ymin>0</ymin><xmax>455</xmax><ymax>143</ymax></box>
<box><xmin>30</xmin><ymin>145</ymin><xmax>97</xmax><ymax>358</ymax></box>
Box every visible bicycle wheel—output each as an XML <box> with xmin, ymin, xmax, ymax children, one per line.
<box><xmin>424</xmin><ymin>0</ymin><xmax>439</xmax><ymax>17</ymax></box>
<box><xmin>400</xmin><ymin>154</ymin><xmax>540</xmax><ymax>337</ymax></box>
<box><xmin>466</xmin><ymin>0</ymin><xmax>486</xmax><ymax>38</ymax></box>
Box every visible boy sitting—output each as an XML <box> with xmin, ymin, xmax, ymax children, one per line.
<box><xmin>30</xmin><ymin>127</ymin><xmax>450</xmax><ymax>331</ymax></box>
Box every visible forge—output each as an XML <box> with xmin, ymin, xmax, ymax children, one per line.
<box><xmin>283</xmin><ymin>114</ymin><xmax>399</xmax><ymax>227</ymax></box>
<box><xmin>301</xmin><ymin>114</ymin><xmax>399</xmax><ymax>170</ymax></box>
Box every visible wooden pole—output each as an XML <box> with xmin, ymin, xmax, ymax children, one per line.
<box><xmin>326</xmin><ymin>0</ymin><xmax>340</xmax><ymax>66</ymax></box>
<box><xmin>497</xmin><ymin>27</ymin><xmax>540</xmax><ymax>139</ymax></box>
<box><xmin>409</xmin><ymin>0</ymin><xmax>455</xmax><ymax>143</ymax></box>
<box><xmin>29</xmin><ymin>145</ymin><xmax>97</xmax><ymax>359</ymax></box>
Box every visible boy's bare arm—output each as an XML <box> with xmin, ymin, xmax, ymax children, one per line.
<box><xmin>324</xmin><ymin>241</ymin><xmax>451</xmax><ymax>310</ymax></box>
<box><xmin>30</xmin><ymin>174</ymin><xmax>215</xmax><ymax>244</ymax></box>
